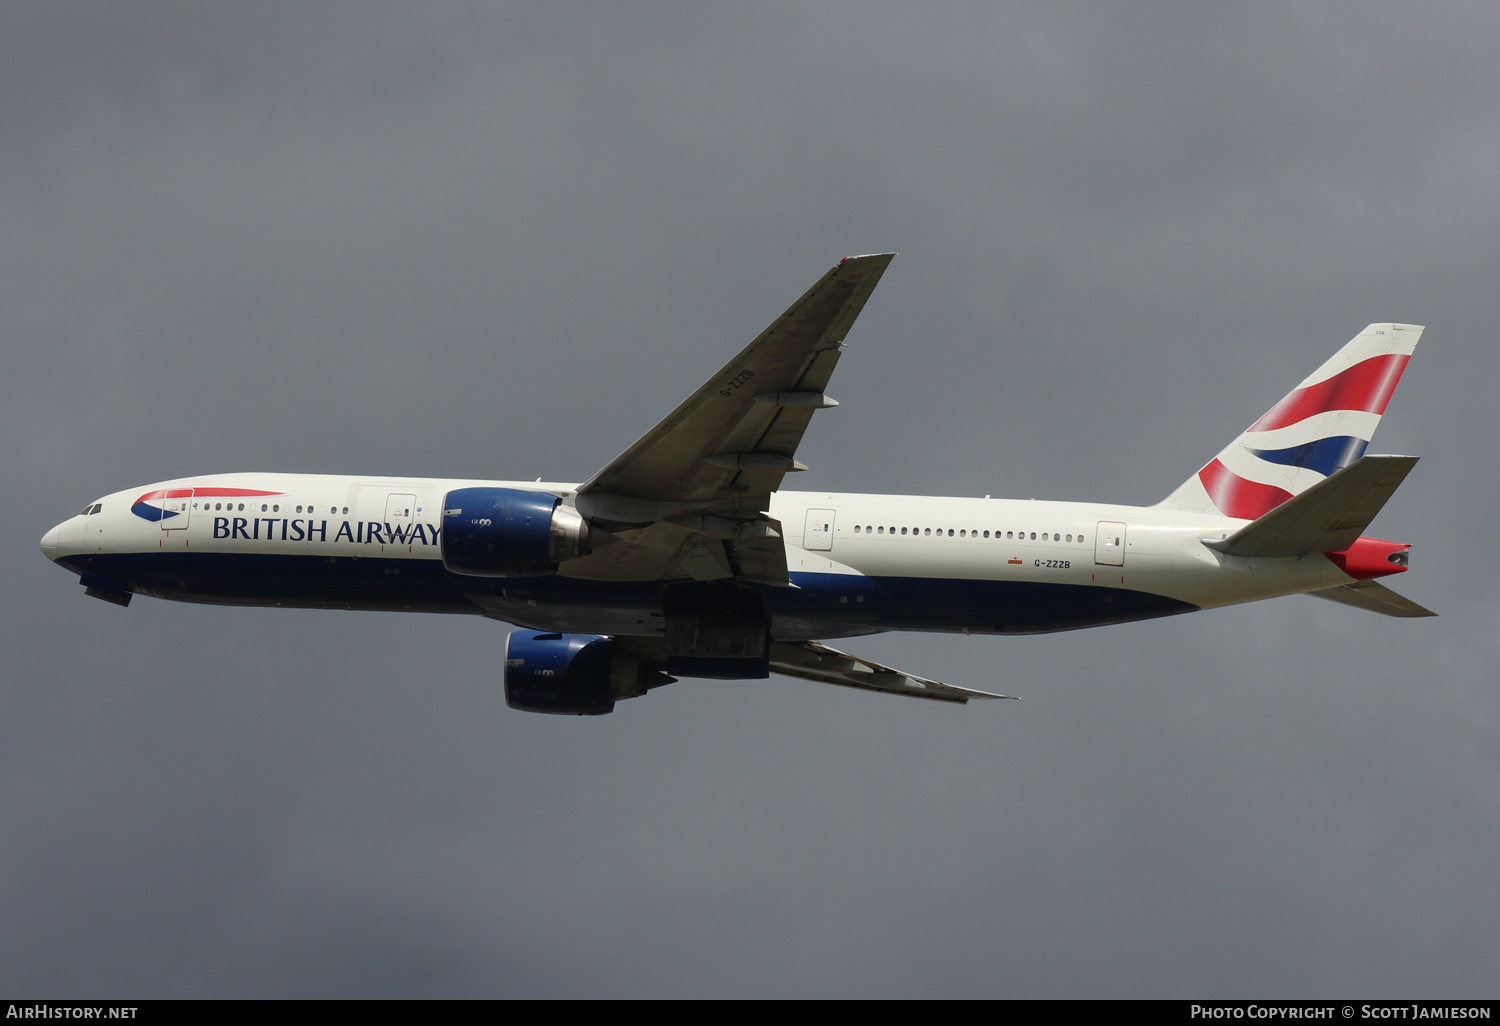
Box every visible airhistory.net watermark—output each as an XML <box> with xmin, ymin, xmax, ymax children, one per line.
<box><xmin>5</xmin><ymin>1007</ymin><xmax>137</xmax><ymax>1020</ymax></box>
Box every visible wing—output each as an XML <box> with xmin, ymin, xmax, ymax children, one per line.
<box><xmin>1306</xmin><ymin>580</ymin><xmax>1436</xmax><ymax>617</ymax></box>
<box><xmin>565</xmin><ymin>254</ymin><xmax>895</xmax><ymax>584</ymax></box>
<box><xmin>769</xmin><ymin>640</ymin><xmax>1014</xmax><ymax>704</ymax></box>
<box><xmin>608</xmin><ymin>636</ymin><xmax>1011</xmax><ymax>704</ymax></box>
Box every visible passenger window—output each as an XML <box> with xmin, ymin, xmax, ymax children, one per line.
<box><xmin>1029</xmin><ymin>532</ymin><xmax>1036</xmax><ymax>540</ymax></box>
<box><xmin>1066</xmin><ymin>534</ymin><xmax>1072</xmax><ymax>542</ymax></box>
<box><xmin>901</xmin><ymin>527</ymin><xmax>907</xmax><ymax>535</ymax></box>
<box><xmin>342</xmin><ymin>507</ymin><xmax>349</xmax><ymax>515</ymax></box>
<box><xmin>878</xmin><ymin>526</ymin><xmax>884</xmax><ymax>534</ymax></box>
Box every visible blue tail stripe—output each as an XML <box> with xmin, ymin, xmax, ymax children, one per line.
<box><xmin>1246</xmin><ymin>435</ymin><xmax>1369</xmax><ymax>477</ymax></box>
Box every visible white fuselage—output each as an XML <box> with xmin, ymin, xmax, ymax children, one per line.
<box><xmin>43</xmin><ymin>472</ymin><xmax>1358</xmax><ymax>636</ymax></box>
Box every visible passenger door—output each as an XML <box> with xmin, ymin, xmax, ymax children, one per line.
<box><xmin>160</xmin><ymin>489</ymin><xmax>193</xmax><ymax>531</ymax></box>
<box><xmin>385</xmin><ymin>493</ymin><xmax>418</xmax><ymax>549</ymax></box>
<box><xmin>1094</xmin><ymin>521</ymin><xmax>1126</xmax><ymax>566</ymax></box>
<box><xmin>804</xmin><ymin>509</ymin><xmax>836</xmax><ymax>551</ymax></box>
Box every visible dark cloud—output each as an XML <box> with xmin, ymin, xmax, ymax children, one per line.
<box><xmin>3</xmin><ymin>2</ymin><xmax>1497</xmax><ymax>996</ymax></box>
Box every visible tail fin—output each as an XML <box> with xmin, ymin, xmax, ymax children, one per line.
<box><xmin>1159</xmin><ymin>323</ymin><xmax>1423</xmax><ymax>518</ymax></box>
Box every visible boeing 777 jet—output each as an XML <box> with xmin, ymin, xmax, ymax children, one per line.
<box><xmin>40</xmin><ymin>254</ymin><xmax>1432</xmax><ymax>714</ymax></box>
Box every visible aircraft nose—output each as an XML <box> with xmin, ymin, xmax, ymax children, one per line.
<box><xmin>40</xmin><ymin>524</ymin><xmax>61</xmax><ymax>562</ymax></box>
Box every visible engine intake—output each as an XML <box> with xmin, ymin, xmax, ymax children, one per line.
<box><xmin>442</xmin><ymin>487</ymin><xmax>590</xmax><ymax>577</ymax></box>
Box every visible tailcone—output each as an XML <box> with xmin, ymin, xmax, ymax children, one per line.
<box><xmin>1325</xmin><ymin>537</ymin><xmax>1410</xmax><ymax>581</ymax></box>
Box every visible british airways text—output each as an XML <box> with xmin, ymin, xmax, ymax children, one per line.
<box><xmin>211</xmin><ymin>518</ymin><xmax>440</xmax><ymax>545</ymax></box>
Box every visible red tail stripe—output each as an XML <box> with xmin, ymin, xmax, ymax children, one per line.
<box><xmin>1198</xmin><ymin>459</ymin><xmax>1294</xmax><ymax>521</ymax></box>
<box><xmin>1249</xmin><ymin>354</ymin><xmax>1410</xmax><ymax>432</ymax></box>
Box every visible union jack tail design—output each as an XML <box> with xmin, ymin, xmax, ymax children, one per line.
<box><xmin>1158</xmin><ymin>323</ymin><xmax>1423</xmax><ymax>520</ymax></box>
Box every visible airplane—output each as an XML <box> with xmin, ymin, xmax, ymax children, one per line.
<box><xmin>38</xmin><ymin>254</ymin><xmax>1433</xmax><ymax>715</ymax></box>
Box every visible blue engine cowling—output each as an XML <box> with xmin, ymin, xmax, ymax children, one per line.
<box><xmin>442</xmin><ymin>487</ymin><xmax>590</xmax><ymax>577</ymax></box>
<box><xmin>505</xmin><ymin>631</ymin><xmax>619</xmax><ymax>715</ymax></box>
<box><xmin>504</xmin><ymin>631</ymin><xmax>675</xmax><ymax>715</ymax></box>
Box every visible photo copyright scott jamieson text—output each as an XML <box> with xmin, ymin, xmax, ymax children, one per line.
<box><xmin>7</xmin><ymin>1009</ymin><xmax>136</xmax><ymax>1020</ymax></box>
<box><xmin>1190</xmin><ymin>1008</ymin><xmax>1491</xmax><ymax>1020</ymax></box>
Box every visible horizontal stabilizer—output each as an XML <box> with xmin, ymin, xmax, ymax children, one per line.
<box><xmin>1307</xmin><ymin>580</ymin><xmax>1436</xmax><ymax>617</ymax></box>
<box><xmin>769</xmin><ymin>640</ymin><xmax>1013</xmax><ymax>704</ymax></box>
<box><xmin>1203</xmin><ymin>455</ymin><xmax>1418</xmax><ymax>558</ymax></box>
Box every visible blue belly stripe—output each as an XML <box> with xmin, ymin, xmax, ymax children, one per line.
<box><xmin>56</xmin><ymin>551</ymin><xmax>1197</xmax><ymax>638</ymax></box>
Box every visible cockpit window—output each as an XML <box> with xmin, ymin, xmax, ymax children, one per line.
<box><xmin>93</xmin><ymin>504</ymin><xmax>103</xmax><ymax>515</ymax></box>
<box><xmin>79</xmin><ymin>503</ymin><xmax>102</xmax><ymax>516</ymax></box>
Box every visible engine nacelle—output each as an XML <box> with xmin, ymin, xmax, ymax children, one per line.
<box><xmin>504</xmin><ymin>631</ymin><xmax>674</xmax><ymax>716</ymax></box>
<box><xmin>441</xmin><ymin>487</ymin><xmax>590</xmax><ymax>577</ymax></box>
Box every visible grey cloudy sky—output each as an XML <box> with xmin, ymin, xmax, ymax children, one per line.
<box><xmin>3</xmin><ymin>2</ymin><xmax>1497</xmax><ymax>997</ymax></box>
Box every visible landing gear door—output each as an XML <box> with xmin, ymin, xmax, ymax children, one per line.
<box><xmin>160</xmin><ymin>488</ymin><xmax>193</xmax><ymax>531</ymax></box>
<box><xmin>804</xmin><ymin>509</ymin><xmax>835</xmax><ymax>551</ymax></box>
<box><xmin>1094</xmin><ymin>521</ymin><xmax>1126</xmax><ymax>566</ymax></box>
